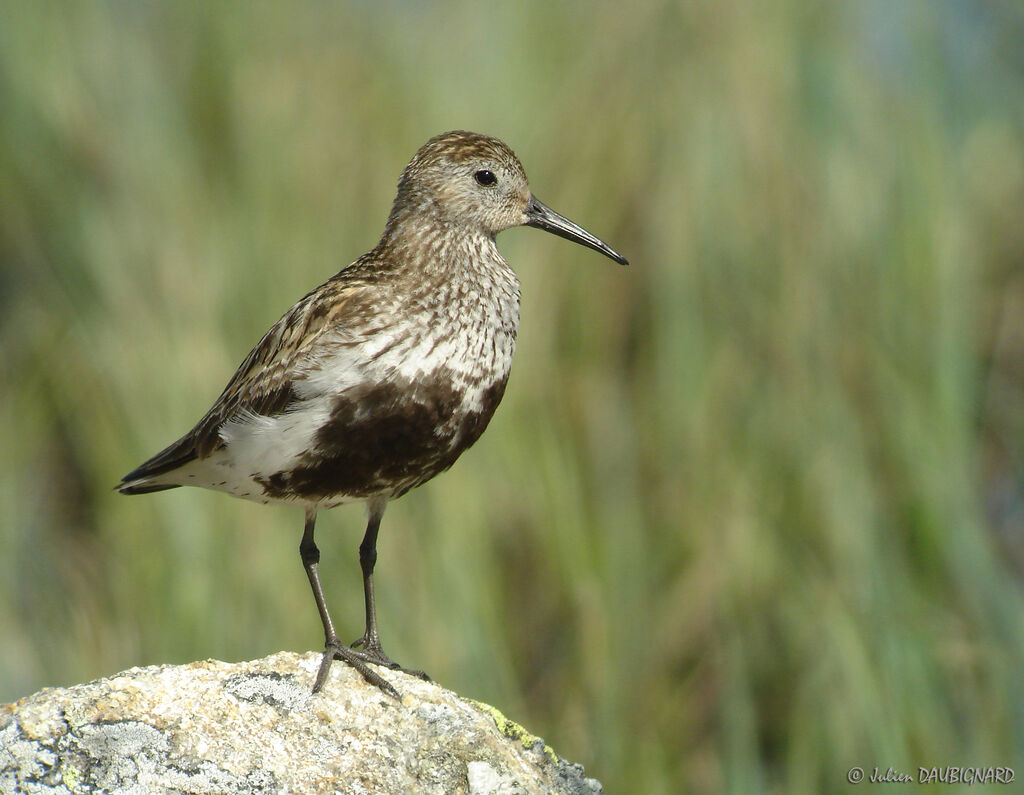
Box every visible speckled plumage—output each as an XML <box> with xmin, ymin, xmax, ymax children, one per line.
<box><xmin>119</xmin><ymin>131</ymin><xmax>627</xmax><ymax>696</ymax></box>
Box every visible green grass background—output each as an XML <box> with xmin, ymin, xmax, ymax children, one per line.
<box><xmin>3</xmin><ymin>1</ymin><xmax>1024</xmax><ymax>792</ymax></box>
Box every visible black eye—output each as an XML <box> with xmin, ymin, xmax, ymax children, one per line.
<box><xmin>474</xmin><ymin>170</ymin><xmax>497</xmax><ymax>187</ymax></box>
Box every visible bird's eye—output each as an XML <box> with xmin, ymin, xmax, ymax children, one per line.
<box><xmin>474</xmin><ymin>170</ymin><xmax>497</xmax><ymax>187</ymax></box>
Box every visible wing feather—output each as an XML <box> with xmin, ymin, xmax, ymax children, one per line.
<box><xmin>118</xmin><ymin>266</ymin><xmax>376</xmax><ymax>491</ymax></box>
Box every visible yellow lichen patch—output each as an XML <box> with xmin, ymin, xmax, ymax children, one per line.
<box><xmin>465</xmin><ymin>699</ymin><xmax>559</xmax><ymax>763</ymax></box>
<box><xmin>61</xmin><ymin>763</ymin><xmax>81</xmax><ymax>790</ymax></box>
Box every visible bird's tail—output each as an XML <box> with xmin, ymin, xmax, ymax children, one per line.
<box><xmin>117</xmin><ymin>434</ymin><xmax>198</xmax><ymax>495</ymax></box>
<box><xmin>118</xmin><ymin>481</ymin><xmax>181</xmax><ymax>495</ymax></box>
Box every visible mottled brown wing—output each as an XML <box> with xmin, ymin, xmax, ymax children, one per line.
<box><xmin>118</xmin><ymin>269</ymin><xmax>375</xmax><ymax>488</ymax></box>
<box><xmin>193</xmin><ymin>278</ymin><xmax>373</xmax><ymax>453</ymax></box>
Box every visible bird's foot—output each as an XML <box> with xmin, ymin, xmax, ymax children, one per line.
<box><xmin>312</xmin><ymin>638</ymin><xmax>400</xmax><ymax>698</ymax></box>
<box><xmin>349</xmin><ymin>632</ymin><xmax>430</xmax><ymax>681</ymax></box>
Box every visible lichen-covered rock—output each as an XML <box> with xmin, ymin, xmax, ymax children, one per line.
<box><xmin>0</xmin><ymin>652</ymin><xmax>602</xmax><ymax>794</ymax></box>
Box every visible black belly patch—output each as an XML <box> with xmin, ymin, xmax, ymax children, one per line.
<box><xmin>255</xmin><ymin>375</ymin><xmax>507</xmax><ymax>501</ymax></box>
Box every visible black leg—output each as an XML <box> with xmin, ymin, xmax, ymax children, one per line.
<box><xmin>350</xmin><ymin>500</ymin><xmax>384</xmax><ymax>655</ymax></box>
<box><xmin>300</xmin><ymin>508</ymin><xmax>337</xmax><ymax>646</ymax></box>
<box><xmin>300</xmin><ymin>507</ymin><xmax>398</xmax><ymax>697</ymax></box>
<box><xmin>349</xmin><ymin>499</ymin><xmax>430</xmax><ymax>681</ymax></box>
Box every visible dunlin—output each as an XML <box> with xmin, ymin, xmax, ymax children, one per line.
<box><xmin>119</xmin><ymin>131</ymin><xmax>628</xmax><ymax>696</ymax></box>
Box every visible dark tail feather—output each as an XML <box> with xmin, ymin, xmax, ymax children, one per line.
<box><xmin>118</xmin><ymin>482</ymin><xmax>182</xmax><ymax>495</ymax></box>
<box><xmin>117</xmin><ymin>435</ymin><xmax>199</xmax><ymax>495</ymax></box>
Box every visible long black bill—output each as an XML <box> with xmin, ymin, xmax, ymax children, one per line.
<box><xmin>524</xmin><ymin>196</ymin><xmax>629</xmax><ymax>265</ymax></box>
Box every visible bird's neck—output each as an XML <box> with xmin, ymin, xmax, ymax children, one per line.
<box><xmin>375</xmin><ymin>213</ymin><xmax>503</xmax><ymax>280</ymax></box>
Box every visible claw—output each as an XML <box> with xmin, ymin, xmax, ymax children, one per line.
<box><xmin>348</xmin><ymin>634</ymin><xmax>430</xmax><ymax>681</ymax></box>
<box><xmin>312</xmin><ymin>640</ymin><xmax>400</xmax><ymax>698</ymax></box>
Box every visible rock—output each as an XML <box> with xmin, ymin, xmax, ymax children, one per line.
<box><xmin>0</xmin><ymin>652</ymin><xmax>603</xmax><ymax>794</ymax></box>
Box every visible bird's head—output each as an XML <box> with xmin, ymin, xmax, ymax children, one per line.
<box><xmin>388</xmin><ymin>130</ymin><xmax>628</xmax><ymax>265</ymax></box>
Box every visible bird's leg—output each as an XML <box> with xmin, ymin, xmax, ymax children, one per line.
<box><xmin>300</xmin><ymin>507</ymin><xmax>398</xmax><ymax>697</ymax></box>
<box><xmin>349</xmin><ymin>499</ymin><xmax>429</xmax><ymax>680</ymax></box>
<box><xmin>349</xmin><ymin>500</ymin><xmax>385</xmax><ymax>655</ymax></box>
